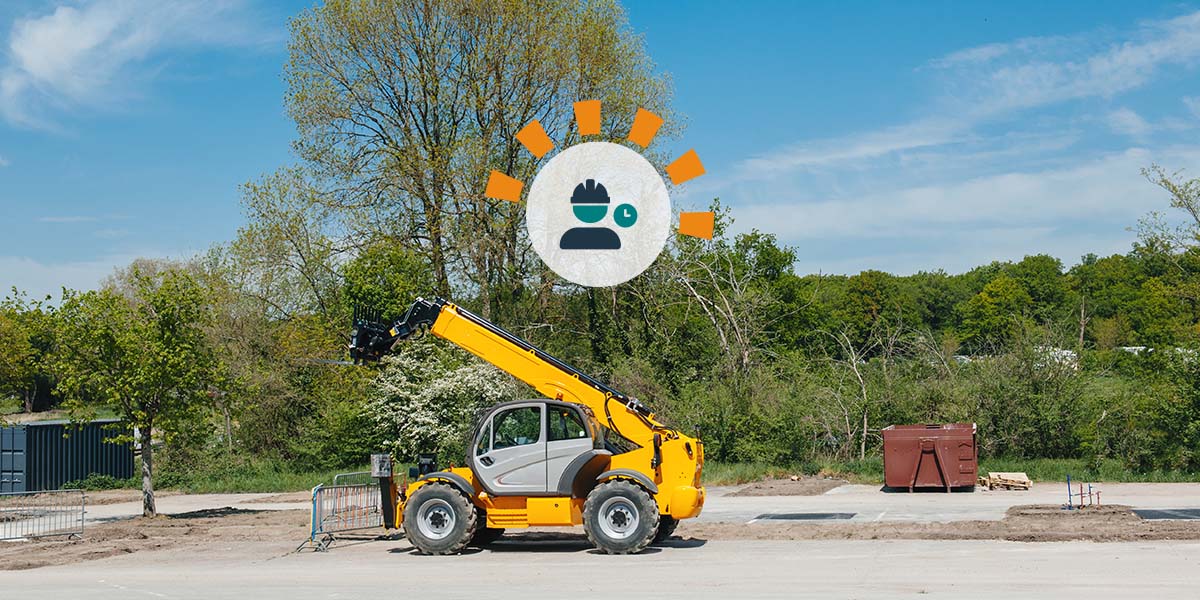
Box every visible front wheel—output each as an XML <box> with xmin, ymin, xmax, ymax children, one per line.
<box><xmin>583</xmin><ymin>480</ymin><xmax>659</xmax><ymax>554</ymax></box>
<box><xmin>402</xmin><ymin>482</ymin><xmax>477</xmax><ymax>555</ymax></box>
<box><xmin>653</xmin><ymin>515</ymin><xmax>678</xmax><ymax>543</ymax></box>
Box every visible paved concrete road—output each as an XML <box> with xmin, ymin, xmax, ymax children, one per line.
<box><xmin>5</xmin><ymin>537</ymin><xmax>1199</xmax><ymax>599</ymax></box>
<box><xmin>703</xmin><ymin>482</ymin><xmax>1200</xmax><ymax>523</ymax></box>
<box><xmin>72</xmin><ymin>482</ymin><xmax>1200</xmax><ymax>527</ymax></box>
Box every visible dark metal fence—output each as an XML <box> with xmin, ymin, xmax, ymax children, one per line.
<box><xmin>1</xmin><ymin>419</ymin><xmax>133</xmax><ymax>493</ymax></box>
<box><xmin>305</xmin><ymin>484</ymin><xmax>383</xmax><ymax>551</ymax></box>
<box><xmin>0</xmin><ymin>489</ymin><xmax>86</xmax><ymax>541</ymax></box>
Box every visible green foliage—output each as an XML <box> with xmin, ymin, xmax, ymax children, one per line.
<box><xmin>957</xmin><ymin>274</ymin><xmax>1034</xmax><ymax>348</ymax></box>
<box><xmin>366</xmin><ymin>340</ymin><xmax>519</xmax><ymax>463</ymax></box>
<box><xmin>54</xmin><ymin>263</ymin><xmax>220</xmax><ymax>444</ymax></box>
<box><xmin>61</xmin><ymin>473</ymin><xmax>139</xmax><ymax>491</ymax></box>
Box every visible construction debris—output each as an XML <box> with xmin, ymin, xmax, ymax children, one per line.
<box><xmin>980</xmin><ymin>472</ymin><xmax>1032</xmax><ymax>490</ymax></box>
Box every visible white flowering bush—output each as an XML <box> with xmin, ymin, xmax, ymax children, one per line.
<box><xmin>366</xmin><ymin>339</ymin><xmax>518</xmax><ymax>462</ymax></box>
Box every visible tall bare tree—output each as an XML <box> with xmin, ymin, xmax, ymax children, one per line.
<box><xmin>286</xmin><ymin>0</ymin><xmax>674</xmax><ymax>316</ymax></box>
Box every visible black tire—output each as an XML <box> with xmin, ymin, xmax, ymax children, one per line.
<box><xmin>653</xmin><ymin>515</ymin><xmax>678</xmax><ymax>543</ymax></box>
<box><xmin>583</xmin><ymin>480</ymin><xmax>659</xmax><ymax>554</ymax></box>
<box><xmin>402</xmin><ymin>482</ymin><xmax>477</xmax><ymax>555</ymax></box>
<box><xmin>471</xmin><ymin>526</ymin><xmax>505</xmax><ymax>547</ymax></box>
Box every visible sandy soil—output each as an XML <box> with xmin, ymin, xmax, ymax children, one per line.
<box><xmin>80</xmin><ymin>490</ymin><xmax>181</xmax><ymax>506</ymax></box>
<box><xmin>6</xmin><ymin>502</ymin><xmax>1200</xmax><ymax>571</ymax></box>
<box><xmin>731</xmin><ymin>478</ymin><xmax>847</xmax><ymax>496</ymax></box>
<box><xmin>0</xmin><ymin>508</ymin><xmax>310</xmax><ymax>571</ymax></box>
<box><xmin>679</xmin><ymin>504</ymin><xmax>1200</xmax><ymax>543</ymax></box>
<box><xmin>244</xmin><ymin>491</ymin><xmax>314</xmax><ymax>504</ymax></box>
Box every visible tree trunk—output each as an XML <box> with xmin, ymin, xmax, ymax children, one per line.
<box><xmin>140</xmin><ymin>427</ymin><xmax>156</xmax><ymax>517</ymax></box>
<box><xmin>22</xmin><ymin>389</ymin><xmax>32</xmax><ymax>414</ymax></box>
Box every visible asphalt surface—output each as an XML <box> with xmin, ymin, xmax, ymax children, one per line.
<box><xmin>702</xmin><ymin>482</ymin><xmax>1200</xmax><ymax>523</ymax></box>
<box><xmin>8</xmin><ymin>482</ymin><xmax>1200</xmax><ymax>598</ymax></box>
<box><xmin>5</xmin><ymin>538</ymin><xmax>1200</xmax><ymax>599</ymax></box>
<box><xmin>69</xmin><ymin>482</ymin><xmax>1200</xmax><ymax>526</ymax></box>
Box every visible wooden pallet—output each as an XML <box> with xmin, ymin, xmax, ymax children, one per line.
<box><xmin>980</xmin><ymin>472</ymin><xmax>1031</xmax><ymax>490</ymax></box>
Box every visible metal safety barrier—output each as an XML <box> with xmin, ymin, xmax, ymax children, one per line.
<box><xmin>0</xmin><ymin>489</ymin><xmax>85</xmax><ymax>541</ymax></box>
<box><xmin>305</xmin><ymin>483</ymin><xmax>383</xmax><ymax>551</ymax></box>
<box><xmin>332</xmin><ymin>471</ymin><xmax>372</xmax><ymax>486</ymax></box>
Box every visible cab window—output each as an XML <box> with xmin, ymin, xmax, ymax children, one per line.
<box><xmin>548</xmin><ymin>406</ymin><xmax>588</xmax><ymax>442</ymax></box>
<box><xmin>492</xmin><ymin>406</ymin><xmax>542</xmax><ymax>449</ymax></box>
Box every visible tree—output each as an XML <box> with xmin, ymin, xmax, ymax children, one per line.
<box><xmin>0</xmin><ymin>309</ymin><xmax>34</xmax><ymax>415</ymax></box>
<box><xmin>957</xmin><ymin>274</ymin><xmax>1033</xmax><ymax>349</ymax></box>
<box><xmin>1009</xmin><ymin>254</ymin><xmax>1067</xmax><ymax>322</ymax></box>
<box><xmin>0</xmin><ymin>291</ymin><xmax>58</xmax><ymax>414</ymax></box>
<box><xmin>367</xmin><ymin>340</ymin><xmax>517</xmax><ymax>462</ymax></box>
<box><xmin>285</xmin><ymin>0</ymin><xmax>673</xmax><ymax>317</ymax></box>
<box><xmin>55</xmin><ymin>264</ymin><xmax>220</xmax><ymax>517</ymax></box>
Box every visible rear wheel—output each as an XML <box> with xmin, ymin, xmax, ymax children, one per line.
<box><xmin>653</xmin><ymin>515</ymin><xmax>678</xmax><ymax>543</ymax></box>
<box><xmin>402</xmin><ymin>482</ymin><xmax>477</xmax><ymax>555</ymax></box>
<box><xmin>583</xmin><ymin>480</ymin><xmax>659</xmax><ymax>554</ymax></box>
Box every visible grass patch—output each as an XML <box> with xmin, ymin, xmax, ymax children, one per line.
<box><xmin>978</xmin><ymin>458</ymin><xmax>1200</xmax><ymax>483</ymax></box>
<box><xmin>702</xmin><ymin>458</ymin><xmax>884</xmax><ymax>486</ymax></box>
<box><xmin>0</xmin><ymin>396</ymin><xmax>20</xmax><ymax>416</ymax></box>
<box><xmin>158</xmin><ymin>459</ymin><xmax>371</xmax><ymax>494</ymax></box>
<box><xmin>61</xmin><ymin>473</ymin><xmax>139</xmax><ymax>491</ymax></box>
<box><xmin>703</xmin><ymin>457</ymin><xmax>1200</xmax><ymax>487</ymax></box>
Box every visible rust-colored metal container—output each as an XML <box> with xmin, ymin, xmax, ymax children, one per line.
<box><xmin>882</xmin><ymin>423</ymin><xmax>977</xmax><ymax>492</ymax></box>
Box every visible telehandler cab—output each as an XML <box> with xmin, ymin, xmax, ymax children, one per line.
<box><xmin>349</xmin><ymin>297</ymin><xmax>705</xmax><ymax>554</ymax></box>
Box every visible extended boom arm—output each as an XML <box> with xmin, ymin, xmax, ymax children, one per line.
<box><xmin>349</xmin><ymin>297</ymin><xmax>669</xmax><ymax>444</ymax></box>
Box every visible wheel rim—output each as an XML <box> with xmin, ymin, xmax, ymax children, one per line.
<box><xmin>416</xmin><ymin>498</ymin><xmax>456</xmax><ymax>540</ymax></box>
<box><xmin>597</xmin><ymin>496</ymin><xmax>640</xmax><ymax>540</ymax></box>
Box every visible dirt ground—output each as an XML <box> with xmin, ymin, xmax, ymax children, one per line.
<box><xmin>7</xmin><ymin>501</ymin><xmax>1200</xmax><ymax>571</ymax></box>
<box><xmin>80</xmin><ymin>489</ymin><xmax>181</xmax><ymax>506</ymax></box>
<box><xmin>0</xmin><ymin>508</ymin><xmax>311</xmax><ymax>571</ymax></box>
<box><xmin>731</xmin><ymin>477</ymin><xmax>847</xmax><ymax>496</ymax></box>
<box><xmin>680</xmin><ymin>504</ymin><xmax>1200</xmax><ymax>543</ymax></box>
<box><xmin>244</xmin><ymin>491</ymin><xmax>314</xmax><ymax>504</ymax></box>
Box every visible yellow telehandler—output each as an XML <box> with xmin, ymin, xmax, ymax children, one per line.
<box><xmin>349</xmin><ymin>297</ymin><xmax>705</xmax><ymax>554</ymax></box>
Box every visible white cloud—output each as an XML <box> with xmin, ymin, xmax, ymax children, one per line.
<box><xmin>698</xmin><ymin>9</ymin><xmax>1200</xmax><ymax>276</ymax></box>
<box><xmin>939</xmin><ymin>11</ymin><xmax>1200</xmax><ymax>116</ymax></box>
<box><xmin>1186</xmin><ymin>96</ymin><xmax>1200</xmax><ymax>119</ymax></box>
<box><xmin>37</xmin><ymin>215</ymin><xmax>98</xmax><ymax>223</ymax></box>
<box><xmin>732</xmin><ymin>147</ymin><xmax>1200</xmax><ymax>275</ymax></box>
<box><xmin>0</xmin><ymin>0</ymin><xmax>273</xmax><ymax>127</ymax></box>
<box><xmin>737</xmin><ymin>118</ymin><xmax>967</xmax><ymax>175</ymax></box>
<box><xmin>1107</xmin><ymin>107</ymin><xmax>1151</xmax><ymax>138</ymax></box>
<box><xmin>0</xmin><ymin>253</ymin><xmax>142</xmax><ymax>302</ymax></box>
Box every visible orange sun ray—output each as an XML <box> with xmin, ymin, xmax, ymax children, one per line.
<box><xmin>516</xmin><ymin>120</ymin><xmax>555</xmax><ymax>158</ymax></box>
<box><xmin>679</xmin><ymin>211</ymin><xmax>715</xmax><ymax>240</ymax></box>
<box><xmin>665</xmin><ymin>149</ymin><xmax>705</xmax><ymax>185</ymax></box>
<box><xmin>574</xmin><ymin>100</ymin><xmax>601</xmax><ymax>136</ymax></box>
<box><xmin>627</xmin><ymin>108</ymin><xmax>663</xmax><ymax>148</ymax></box>
<box><xmin>484</xmin><ymin>170</ymin><xmax>524</xmax><ymax>202</ymax></box>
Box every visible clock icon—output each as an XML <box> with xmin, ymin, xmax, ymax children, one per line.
<box><xmin>614</xmin><ymin>203</ymin><xmax>638</xmax><ymax>228</ymax></box>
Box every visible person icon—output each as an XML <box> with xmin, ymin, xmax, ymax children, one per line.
<box><xmin>559</xmin><ymin>179</ymin><xmax>622</xmax><ymax>250</ymax></box>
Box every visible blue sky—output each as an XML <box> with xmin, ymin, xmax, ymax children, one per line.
<box><xmin>2</xmin><ymin>1</ymin><xmax>1200</xmax><ymax>299</ymax></box>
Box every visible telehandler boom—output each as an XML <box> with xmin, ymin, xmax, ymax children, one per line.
<box><xmin>350</xmin><ymin>297</ymin><xmax>705</xmax><ymax>554</ymax></box>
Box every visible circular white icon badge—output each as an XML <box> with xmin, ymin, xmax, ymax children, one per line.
<box><xmin>525</xmin><ymin>142</ymin><xmax>671</xmax><ymax>287</ymax></box>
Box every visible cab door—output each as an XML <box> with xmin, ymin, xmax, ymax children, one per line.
<box><xmin>545</xmin><ymin>404</ymin><xmax>595</xmax><ymax>493</ymax></box>
<box><xmin>473</xmin><ymin>403</ymin><xmax>547</xmax><ymax>495</ymax></box>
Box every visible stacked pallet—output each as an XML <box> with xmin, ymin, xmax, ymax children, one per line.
<box><xmin>979</xmin><ymin>472</ymin><xmax>1032</xmax><ymax>490</ymax></box>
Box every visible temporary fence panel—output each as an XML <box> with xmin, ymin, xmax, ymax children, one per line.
<box><xmin>332</xmin><ymin>471</ymin><xmax>373</xmax><ymax>486</ymax></box>
<box><xmin>0</xmin><ymin>489</ymin><xmax>86</xmax><ymax>541</ymax></box>
<box><xmin>307</xmin><ymin>484</ymin><xmax>383</xmax><ymax>551</ymax></box>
